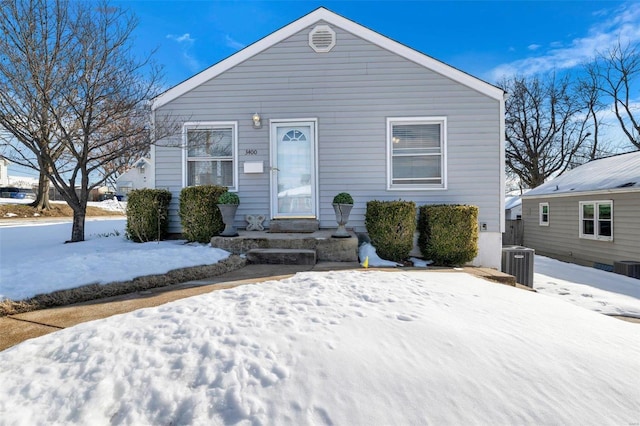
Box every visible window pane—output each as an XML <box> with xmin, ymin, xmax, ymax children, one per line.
<box><xmin>393</xmin><ymin>156</ymin><xmax>441</xmax><ymax>179</ymax></box>
<box><xmin>542</xmin><ymin>205</ymin><xmax>548</xmax><ymax>214</ymax></box>
<box><xmin>599</xmin><ymin>221</ymin><xmax>612</xmax><ymax>237</ymax></box>
<box><xmin>188</xmin><ymin>160</ymin><xmax>233</xmax><ymax>186</ymax></box>
<box><xmin>598</xmin><ymin>203</ymin><xmax>611</xmax><ymax>220</ymax></box>
<box><xmin>542</xmin><ymin>213</ymin><xmax>548</xmax><ymax>222</ymax></box>
<box><xmin>582</xmin><ymin>204</ymin><xmax>594</xmax><ymax>219</ymax></box>
<box><xmin>582</xmin><ymin>220</ymin><xmax>595</xmax><ymax>235</ymax></box>
<box><xmin>187</xmin><ymin>129</ymin><xmax>233</xmax><ymax>157</ymax></box>
<box><xmin>392</xmin><ymin>124</ymin><xmax>441</xmax><ymax>155</ymax></box>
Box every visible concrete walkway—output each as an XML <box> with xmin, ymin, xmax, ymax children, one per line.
<box><xmin>0</xmin><ymin>263</ymin><xmax>518</xmax><ymax>352</ymax></box>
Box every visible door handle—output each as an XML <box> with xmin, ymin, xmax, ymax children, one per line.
<box><xmin>270</xmin><ymin>167</ymin><xmax>279</xmax><ymax>171</ymax></box>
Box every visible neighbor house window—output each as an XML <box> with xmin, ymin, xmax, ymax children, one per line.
<box><xmin>184</xmin><ymin>122</ymin><xmax>238</xmax><ymax>191</ymax></box>
<box><xmin>579</xmin><ymin>200</ymin><xmax>613</xmax><ymax>241</ymax></box>
<box><xmin>387</xmin><ymin>117</ymin><xmax>446</xmax><ymax>190</ymax></box>
<box><xmin>539</xmin><ymin>203</ymin><xmax>549</xmax><ymax>226</ymax></box>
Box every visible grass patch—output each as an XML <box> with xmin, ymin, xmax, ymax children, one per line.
<box><xmin>0</xmin><ymin>202</ymin><xmax>122</xmax><ymax>219</ymax></box>
<box><xmin>0</xmin><ymin>255</ymin><xmax>247</xmax><ymax>317</ymax></box>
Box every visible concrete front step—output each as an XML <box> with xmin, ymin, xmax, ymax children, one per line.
<box><xmin>246</xmin><ymin>248</ymin><xmax>317</xmax><ymax>265</ymax></box>
<box><xmin>268</xmin><ymin>219</ymin><xmax>319</xmax><ymax>233</ymax></box>
<box><xmin>211</xmin><ymin>230</ymin><xmax>358</xmax><ymax>262</ymax></box>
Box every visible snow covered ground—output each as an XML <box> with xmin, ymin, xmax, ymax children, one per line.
<box><xmin>0</xmin><ymin>215</ymin><xmax>639</xmax><ymax>424</ymax></box>
<box><xmin>1</xmin><ymin>215</ymin><xmax>638</xmax><ymax>318</ymax></box>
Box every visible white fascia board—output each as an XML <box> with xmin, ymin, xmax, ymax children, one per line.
<box><xmin>152</xmin><ymin>8</ymin><xmax>504</xmax><ymax>111</ymax></box>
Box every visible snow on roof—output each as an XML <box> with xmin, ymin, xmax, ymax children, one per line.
<box><xmin>524</xmin><ymin>151</ymin><xmax>640</xmax><ymax>197</ymax></box>
<box><xmin>505</xmin><ymin>196</ymin><xmax>522</xmax><ymax>210</ymax></box>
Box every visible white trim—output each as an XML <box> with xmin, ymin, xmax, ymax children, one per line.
<box><xmin>539</xmin><ymin>202</ymin><xmax>549</xmax><ymax>226</ymax></box>
<box><xmin>579</xmin><ymin>200</ymin><xmax>613</xmax><ymax>242</ymax></box>
<box><xmin>386</xmin><ymin>116</ymin><xmax>447</xmax><ymax>191</ymax></box>
<box><xmin>182</xmin><ymin>121</ymin><xmax>239</xmax><ymax>191</ymax></box>
<box><xmin>499</xmin><ymin>95</ymin><xmax>506</xmax><ymax>233</ymax></box>
<box><xmin>269</xmin><ymin>118</ymin><xmax>319</xmax><ymax>219</ymax></box>
<box><xmin>152</xmin><ymin>8</ymin><xmax>503</xmax><ymax>110</ymax></box>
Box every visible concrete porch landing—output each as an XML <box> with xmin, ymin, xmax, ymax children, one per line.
<box><xmin>211</xmin><ymin>230</ymin><xmax>359</xmax><ymax>262</ymax></box>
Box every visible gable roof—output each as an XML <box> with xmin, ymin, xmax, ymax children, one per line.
<box><xmin>152</xmin><ymin>7</ymin><xmax>504</xmax><ymax>110</ymax></box>
<box><xmin>524</xmin><ymin>151</ymin><xmax>640</xmax><ymax>197</ymax></box>
<box><xmin>505</xmin><ymin>196</ymin><xmax>522</xmax><ymax>210</ymax></box>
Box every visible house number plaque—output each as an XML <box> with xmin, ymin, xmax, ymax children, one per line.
<box><xmin>245</xmin><ymin>149</ymin><xmax>258</xmax><ymax>155</ymax></box>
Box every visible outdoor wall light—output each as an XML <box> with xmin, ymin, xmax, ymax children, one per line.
<box><xmin>252</xmin><ymin>113</ymin><xmax>262</xmax><ymax>129</ymax></box>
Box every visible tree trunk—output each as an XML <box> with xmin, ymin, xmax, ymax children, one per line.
<box><xmin>30</xmin><ymin>171</ymin><xmax>51</xmax><ymax>211</ymax></box>
<box><xmin>68</xmin><ymin>208</ymin><xmax>86</xmax><ymax>243</ymax></box>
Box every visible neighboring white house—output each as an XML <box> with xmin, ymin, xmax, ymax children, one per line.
<box><xmin>505</xmin><ymin>195</ymin><xmax>522</xmax><ymax>220</ymax></box>
<box><xmin>116</xmin><ymin>157</ymin><xmax>155</xmax><ymax>197</ymax></box>
<box><xmin>0</xmin><ymin>156</ymin><xmax>9</xmax><ymax>186</ymax></box>
<box><xmin>150</xmin><ymin>7</ymin><xmax>506</xmax><ymax>268</ymax></box>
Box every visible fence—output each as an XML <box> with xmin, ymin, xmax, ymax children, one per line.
<box><xmin>503</xmin><ymin>219</ymin><xmax>524</xmax><ymax>246</ymax></box>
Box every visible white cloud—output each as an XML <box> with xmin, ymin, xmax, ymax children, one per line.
<box><xmin>528</xmin><ymin>44</ymin><xmax>541</xmax><ymax>51</ymax></box>
<box><xmin>166</xmin><ymin>33</ymin><xmax>195</xmax><ymax>45</ymax></box>
<box><xmin>487</xmin><ymin>2</ymin><xmax>640</xmax><ymax>82</ymax></box>
<box><xmin>225</xmin><ymin>34</ymin><xmax>246</xmax><ymax>50</ymax></box>
<box><xmin>166</xmin><ymin>33</ymin><xmax>201</xmax><ymax>72</ymax></box>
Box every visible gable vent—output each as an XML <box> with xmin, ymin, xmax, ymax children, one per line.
<box><xmin>309</xmin><ymin>25</ymin><xmax>336</xmax><ymax>53</ymax></box>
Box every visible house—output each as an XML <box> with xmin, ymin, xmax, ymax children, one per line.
<box><xmin>505</xmin><ymin>195</ymin><xmax>522</xmax><ymax>220</ymax></box>
<box><xmin>116</xmin><ymin>157</ymin><xmax>155</xmax><ymax>198</ymax></box>
<box><xmin>0</xmin><ymin>156</ymin><xmax>9</xmax><ymax>186</ymax></box>
<box><xmin>521</xmin><ymin>151</ymin><xmax>640</xmax><ymax>269</ymax></box>
<box><xmin>151</xmin><ymin>7</ymin><xmax>506</xmax><ymax>268</ymax></box>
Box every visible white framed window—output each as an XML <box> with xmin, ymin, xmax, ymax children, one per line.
<box><xmin>387</xmin><ymin>117</ymin><xmax>447</xmax><ymax>190</ymax></box>
<box><xmin>579</xmin><ymin>200</ymin><xmax>613</xmax><ymax>241</ymax></box>
<box><xmin>539</xmin><ymin>202</ymin><xmax>549</xmax><ymax>226</ymax></box>
<box><xmin>183</xmin><ymin>122</ymin><xmax>238</xmax><ymax>191</ymax></box>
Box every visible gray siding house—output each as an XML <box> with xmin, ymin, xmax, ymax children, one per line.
<box><xmin>151</xmin><ymin>8</ymin><xmax>506</xmax><ymax>269</ymax></box>
<box><xmin>522</xmin><ymin>151</ymin><xmax>640</xmax><ymax>268</ymax></box>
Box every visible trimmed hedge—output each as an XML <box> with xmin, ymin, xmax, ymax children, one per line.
<box><xmin>365</xmin><ymin>200</ymin><xmax>416</xmax><ymax>262</ymax></box>
<box><xmin>126</xmin><ymin>189</ymin><xmax>172</xmax><ymax>242</ymax></box>
<box><xmin>179</xmin><ymin>185</ymin><xmax>227</xmax><ymax>243</ymax></box>
<box><xmin>418</xmin><ymin>204</ymin><xmax>479</xmax><ymax>266</ymax></box>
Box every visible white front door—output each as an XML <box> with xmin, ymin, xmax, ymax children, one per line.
<box><xmin>270</xmin><ymin>120</ymin><xmax>317</xmax><ymax>219</ymax></box>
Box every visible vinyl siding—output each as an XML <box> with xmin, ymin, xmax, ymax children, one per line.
<box><xmin>155</xmin><ymin>22</ymin><xmax>502</xmax><ymax>234</ymax></box>
<box><xmin>522</xmin><ymin>192</ymin><xmax>640</xmax><ymax>266</ymax></box>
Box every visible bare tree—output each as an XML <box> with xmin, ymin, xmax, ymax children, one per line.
<box><xmin>587</xmin><ymin>41</ymin><xmax>640</xmax><ymax>149</ymax></box>
<box><xmin>0</xmin><ymin>0</ymin><xmax>162</xmax><ymax>242</ymax></box>
<box><xmin>500</xmin><ymin>74</ymin><xmax>593</xmax><ymax>188</ymax></box>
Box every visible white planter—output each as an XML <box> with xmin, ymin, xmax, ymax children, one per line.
<box><xmin>217</xmin><ymin>204</ymin><xmax>239</xmax><ymax>237</ymax></box>
<box><xmin>332</xmin><ymin>203</ymin><xmax>353</xmax><ymax>238</ymax></box>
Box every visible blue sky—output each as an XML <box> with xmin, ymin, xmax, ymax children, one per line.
<box><xmin>8</xmin><ymin>0</ymin><xmax>639</xmax><ymax>180</ymax></box>
<box><xmin>120</xmin><ymin>0</ymin><xmax>640</xmax><ymax>88</ymax></box>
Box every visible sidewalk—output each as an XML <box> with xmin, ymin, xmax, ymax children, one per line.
<box><xmin>0</xmin><ymin>263</ymin><xmax>517</xmax><ymax>352</ymax></box>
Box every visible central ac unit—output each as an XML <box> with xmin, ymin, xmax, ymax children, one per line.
<box><xmin>613</xmin><ymin>261</ymin><xmax>640</xmax><ymax>279</ymax></box>
<box><xmin>501</xmin><ymin>246</ymin><xmax>535</xmax><ymax>288</ymax></box>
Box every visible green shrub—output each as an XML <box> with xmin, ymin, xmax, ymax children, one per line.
<box><xmin>218</xmin><ymin>191</ymin><xmax>240</xmax><ymax>204</ymax></box>
<box><xmin>418</xmin><ymin>204</ymin><xmax>479</xmax><ymax>266</ymax></box>
<box><xmin>126</xmin><ymin>189</ymin><xmax>172</xmax><ymax>242</ymax></box>
<box><xmin>365</xmin><ymin>200</ymin><xmax>416</xmax><ymax>262</ymax></box>
<box><xmin>179</xmin><ymin>185</ymin><xmax>227</xmax><ymax>243</ymax></box>
<box><xmin>332</xmin><ymin>192</ymin><xmax>354</xmax><ymax>204</ymax></box>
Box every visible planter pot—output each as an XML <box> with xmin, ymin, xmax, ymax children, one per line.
<box><xmin>332</xmin><ymin>203</ymin><xmax>353</xmax><ymax>238</ymax></box>
<box><xmin>217</xmin><ymin>204</ymin><xmax>239</xmax><ymax>237</ymax></box>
